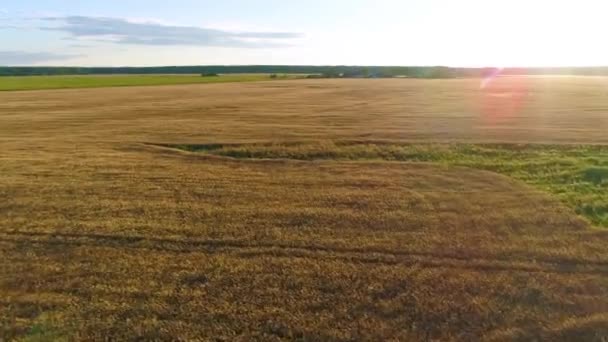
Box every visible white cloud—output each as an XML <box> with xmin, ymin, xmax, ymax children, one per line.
<box><xmin>41</xmin><ymin>16</ymin><xmax>302</xmax><ymax>48</ymax></box>
<box><xmin>0</xmin><ymin>51</ymin><xmax>81</xmax><ymax>65</ymax></box>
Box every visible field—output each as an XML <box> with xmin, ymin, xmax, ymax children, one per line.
<box><xmin>2</xmin><ymin>76</ymin><xmax>608</xmax><ymax>340</ymax></box>
<box><xmin>0</xmin><ymin>74</ymin><xmax>299</xmax><ymax>91</ymax></box>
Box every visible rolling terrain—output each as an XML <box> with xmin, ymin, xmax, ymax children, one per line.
<box><xmin>2</xmin><ymin>76</ymin><xmax>608</xmax><ymax>340</ymax></box>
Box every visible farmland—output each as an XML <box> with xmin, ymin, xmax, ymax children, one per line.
<box><xmin>173</xmin><ymin>142</ymin><xmax>608</xmax><ymax>227</ymax></box>
<box><xmin>0</xmin><ymin>74</ymin><xmax>298</xmax><ymax>91</ymax></box>
<box><xmin>2</xmin><ymin>76</ymin><xmax>608</xmax><ymax>340</ymax></box>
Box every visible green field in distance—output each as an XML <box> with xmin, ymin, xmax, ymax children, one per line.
<box><xmin>0</xmin><ymin>74</ymin><xmax>300</xmax><ymax>91</ymax></box>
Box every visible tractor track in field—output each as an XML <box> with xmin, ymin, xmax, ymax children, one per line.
<box><xmin>2</xmin><ymin>230</ymin><xmax>607</xmax><ymax>276</ymax></box>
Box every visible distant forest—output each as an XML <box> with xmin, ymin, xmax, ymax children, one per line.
<box><xmin>2</xmin><ymin>65</ymin><xmax>608</xmax><ymax>78</ymax></box>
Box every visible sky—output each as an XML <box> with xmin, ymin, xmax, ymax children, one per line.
<box><xmin>1</xmin><ymin>0</ymin><xmax>607</xmax><ymax>67</ymax></box>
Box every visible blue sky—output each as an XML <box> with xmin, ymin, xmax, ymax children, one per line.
<box><xmin>1</xmin><ymin>0</ymin><xmax>608</xmax><ymax>66</ymax></box>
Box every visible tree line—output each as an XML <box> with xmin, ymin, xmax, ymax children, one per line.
<box><xmin>2</xmin><ymin>65</ymin><xmax>608</xmax><ymax>77</ymax></box>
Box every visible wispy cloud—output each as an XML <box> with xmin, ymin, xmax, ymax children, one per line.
<box><xmin>0</xmin><ymin>11</ymin><xmax>39</xmax><ymax>29</ymax></box>
<box><xmin>41</xmin><ymin>16</ymin><xmax>302</xmax><ymax>48</ymax></box>
<box><xmin>0</xmin><ymin>51</ymin><xmax>80</xmax><ymax>65</ymax></box>
<box><xmin>67</xmin><ymin>43</ymin><xmax>92</xmax><ymax>49</ymax></box>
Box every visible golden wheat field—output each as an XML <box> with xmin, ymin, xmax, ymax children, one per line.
<box><xmin>2</xmin><ymin>76</ymin><xmax>608</xmax><ymax>340</ymax></box>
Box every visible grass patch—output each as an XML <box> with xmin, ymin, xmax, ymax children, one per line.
<box><xmin>21</xmin><ymin>321</ymin><xmax>67</xmax><ymax>342</ymax></box>
<box><xmin>581</xmin><ymin>167</ymin><xmax>608</xmax><ymax>185</ymax></box>
<box><xmin>0</xmin><ymin>74</ymin><xmax>301</xmax><ymax>91</ymax></box>
<box><xmin>174</xmin><ymin>141</ymin><xmax>608</xmax><ymax>227</ymax></box>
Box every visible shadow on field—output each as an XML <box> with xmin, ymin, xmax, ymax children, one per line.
<box><xmin>3</xmin><ymin>230</ymin><xmax>608</xmax><ymax>276</ymax></box>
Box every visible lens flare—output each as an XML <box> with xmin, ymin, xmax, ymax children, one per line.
<box><xmin>478</xmin><ymin>69</ymin><xmax>530</xmax><ymax>125</ymax></box>
<box><xmin>480</xmin><ymin>67</ymin><xmax>504</xmax><ymax>89</ymax></box>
